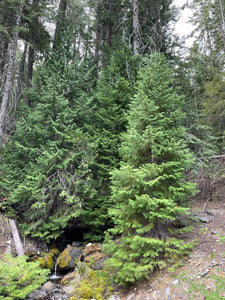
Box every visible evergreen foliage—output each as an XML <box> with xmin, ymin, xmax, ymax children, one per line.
<box><xmin>103</xmin><ymin>53</ymin><xmax>196</xmax><ymax>286</ymax></box>
<box><xmin>0</xmin><ymin>254</ymin><xmax>50</xmax><ymax>300</ymax></box>
<box><xmin>0</xmin><ymin>54</ymin><xmax>96</xmax><ymax>241</ymax></box>
<box><xmin>80</xmin><ymin>49</ymin><xmax>140</xmax><ymax>240</ymax></box>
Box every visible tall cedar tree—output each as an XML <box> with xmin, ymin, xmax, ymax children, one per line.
<box><xmin>104</xmin><ymin>53</ymin><xmax>196</xmax><ymax>286</ymax></box>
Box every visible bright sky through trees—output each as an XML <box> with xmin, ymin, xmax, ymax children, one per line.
<box><xmin>173</xmin><ymin>0</ymin><xmax>195</xmax><ymax>46</ymax></box>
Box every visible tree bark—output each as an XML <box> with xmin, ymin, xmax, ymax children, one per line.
<box><xmin>132</xmin><ymin>0</ymin><xmax>140</xmax><ymax>55</ymax></box>
<box><xmin>9</xmin><ymin>219</ymin><xmax>25</xmax><ymax>256</ymax></box>
<box><xmin>0</xmin><ymin>33</ymin><xmax>18</xmax><ymax>146</ymax></box>
<box><xmin>53</xmin><ymin>0</ymin><xmax>67</xmax><ymax>50</ymax></box>
<box><xmin>218</xmin><ymin>0</ymin><xmax>225</xmax><ymax>47</ymax></box>
<box><xmin>0</xmin><ymin>37</ymin><xmax>9</xmax><ymax>84</ymax></box>
<box><xmin>16</xmin><ymin>44</ymin><xmax>27</xmax><ymax>104</ymax></box>
<box><xmin>25</xmin><ymin>45</ymin><xmax>35</xmax><ymax>107</ymax></box>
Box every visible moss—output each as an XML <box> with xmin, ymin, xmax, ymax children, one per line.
<box><xmin>50</xmin><ymin>248</ymin><xmax>60</xmax><ymax>257</ymax></box>
<box><xmin>57</xmin><ymin>248</ymin><xmax>72</xmax><ymax>269</ymax></box>
<box><xmin>38</xmin><ymin>257</ymin><xmax>46</xmax><ymax>269</ymax></box>
<box><xmin>71</xmin><ymin>267</ymin><xmax>113</xmax><ymax>300</ymax></box>
<box><xmin>77</xmin><ymin>286</ymin><xmax>93</xmax><ymax>298</ymax></box>
<box><xmin>57</xmin><ymin>247</ymin><xmax>81</xmax><ymax>270</ymax></box>
<box><xmin>45</xmin><ymin>253</ymin><xmax>55</xmax><ymax>271</ymax></box>
<box><xmin>38</xmin><ymin>253</ymin><xmax>55</xmax><ymax>271</ymax></box>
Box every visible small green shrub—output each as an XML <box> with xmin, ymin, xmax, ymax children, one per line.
<box><xmin>0</xmin><ymin>254</ymin><xmax>50</xmax><ymax>299</ymax></box>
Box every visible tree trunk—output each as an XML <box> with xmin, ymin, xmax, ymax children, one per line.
<box><xmin>0</xmin><ymin>33</ymin><xmax>18</xmax><ymax>146</ymax></box>
<box><xmin>218</xmin><ymin>0</ymin><xmax>225</xmax><ymax>47</ymax></box>
<box><xmin>132</xmin><ymin>0</ymin><xmax>140</xmax><ymax>55</ymax></box>
<box><xmin>16</xmin><ymin>44</ymin><xmax>27</xmax><ymax>104</ymax></box>
<box><xmin>0</xmin><ymin>37</ymin><xmax>9</xmax><ymax>84</ymax></box>
<box><xmin>53</xmin><ymin>0</ymin><xmax>67</xmax><ymax>50</ymax></box>
<box><xmin>25</xmin><ymin>45</ymin><xmax>35</xmax><ymax>107</ymax></box>
<box><xmin>9</xmin><ymin>219</ymin><xmax>25</xmax><ymax>256</ymax></box>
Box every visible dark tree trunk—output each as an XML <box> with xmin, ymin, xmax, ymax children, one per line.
<box><xmin>53</xmin><ymin>0</ymin><xmax>67</xmax><ymax>50</ymax></box>
<box><xmin>0</xmin><ymin>37</ymin><xmax>9</xmax><ymax>84</ymax></box>
<box><xmin>25</xmin><ymin>45</ymin><xmax>35</xmax><ymax>107</ymax></box>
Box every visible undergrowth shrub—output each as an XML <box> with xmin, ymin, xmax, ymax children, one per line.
<box><xmin>0</xmin><ymin>254</ymin><xmax>50</xmax><ymax>300</ymax></box>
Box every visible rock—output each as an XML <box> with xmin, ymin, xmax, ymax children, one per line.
<box><xmin>82</xmin><ymin>243</ymin><xmax>105</xmax><ymax>270</ymax></box>
<box><xmin>172</xmin><ymin>279</ymin><xmax>179</xmax><ymax>285</ymax></box>
<box><xmin>27</xmin><ymin>289</ymin><xmax>47</xmax><ymax>300</ymax></box>
<box><xmin>127</xmin><ymin>293</ymin><xmax>136</xmax><ymax>300</ymax></box>
<box><xmin>42</xmin><ymin>280</ymin><xmax>56</xmax><ymax>293</ymax></box>
<box><xmin>61</xmin><ymin>270</ymin><xmax>78</xmax><ymax>285</ymax></box>
<box><xmin>38</xmin><ymin>252</ymin><xmax>55</xmax><ymax>271</ymax></box>
<box><xmin>82</xmin><ymin>243</ymin><xmax>102</xmax><ymax>256</ymax></box>
<box><xmin>204</xmin><ymin>210</ymin><xmax>214</xmax><ymax>215</ymax></box>
<box><xmin>197</xmin><ymin>216</ymin><xmax>210</xmax><ymax>223</ymax></box>
<box><xmin>90</xmin><ymin>256</ymin><xmax>105</xmax><ymax>271</ymax></box>
<box><xmin>85</xmin><ymin>251</ymin><xmax>103</xmax><ymax>262</ymax></box>
<box><xmin>72</xmin><ymin>241</ymin><xmax>83</xmax><ymax>247</ymax></box>
<box><xmin>108</xmin><ymin>295</ymin><xmax>121</xmax><ymax>300</ymax></box>
<box><xmin>28</xmin><ymin>285</ymin><xmax>70</xmax><ymax>300</ymax></box>
<box><xmin>211</xmin><ymin>230</ymin><xmax>218</xmax><ymax>235</ymax></box>
<box><xmin>209</xmin><ymin>260</ymin><xmax>219</xmax><ymax>268</ymax></box>
<box><xmin>198</xmin><ymin>269</ymin><xmax>210</xmax><ymax>277</ymax></box>
<box><xmin>50</xmin><ymin>247</ymin><xmax>60</xmax><ymax>257</ymax></box>
<box><xmin>57</xmin><ymin>246</ymin><xmax>82</xmax><ymax>270</ymax></box>
<box><xmin>165</xmin><ymin>287</ymin><xmax>171</xmax><ymax>300</ymax></box>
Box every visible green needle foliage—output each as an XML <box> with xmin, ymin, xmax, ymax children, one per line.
<box><xmin>0</xmin><ymin>254</ymin><xmax>50</xmax><ymax>300</ymax></box>
<box><xmin>103</xmin><ymin>53</ymin><xmax>196</xmax><ymax>286</ymax></box>
<box><xmin>0</xmin><ymin>57</ymin><xmax>96</xmax><ymax>242</ymax></box>
<box><xmin>80</xmin><ymin>49</ymin><xmax>140</xmax><ymax>240</ymax></box>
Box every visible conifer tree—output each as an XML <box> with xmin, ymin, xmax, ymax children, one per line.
<box><xmin>0</xmin><ymin>50</ymin><xmax>96</xmax><ymax>242</ymax></box>
<box><xmin>104</xmin><ymin>53</ymin><xmax>196</xmax><ymax>286</ymax></box>
<box><xmin>80</xmin><ymin>49</ymin><xmax>140</xmax><ymax>240</ymax></box>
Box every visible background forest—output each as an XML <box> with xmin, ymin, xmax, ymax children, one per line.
<box><xmin>0</xmin><ymin>0</ymin><xmax>225</xmax><ymax>288</ymax></box>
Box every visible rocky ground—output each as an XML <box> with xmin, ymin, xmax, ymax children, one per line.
<box><xmin>1</xmin><ymin>196</ymin><xmax>225</xmax><ymax>299</ymax></box>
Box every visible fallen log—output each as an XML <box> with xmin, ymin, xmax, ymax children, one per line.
<box><xmin>9</xmin><ymin>219</ymin><xmax>24</xmax><ymax>256</ymax></box>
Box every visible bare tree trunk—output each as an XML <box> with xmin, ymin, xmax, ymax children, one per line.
<box><xmin>16</xmin><ymin>44</ymin><xmax>27</xmax><ymax>104</ymax></box>
<box><xmin>219</xmin><ymin>0</ymin><xmax>225</xmax><ymax>47</ymax></box>
<box><xmin>25</xmin><ymin>45</ymin><xmax>35</xmax><ymax>107</ymax></box>
<box><xmin>132</xmin><ymin>0</ymin><xmax>140</xmax><ymax>55</ymax></box>
<box><xmin>0</xmin><ymin>34</ymin><xmax>18</xmax><ymax>146</ymax></box>
<box><xmin>9</xmin><ymin>219</ymin><xmax>25</xmax><ymax>256</ymax></box>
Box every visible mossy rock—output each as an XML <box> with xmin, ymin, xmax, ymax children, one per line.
<box><xmin>38</xmin><ymin>253</ymin><xmax>55</xmax><ymax>271</ymax></box>
<box><xmin>50</xmin><ymin>248</ymin><xmax>60</xmax><ymax>257</ymax></box>
<box><xmin>57</xmin><ymin>246</ymin><xmax>82</xmax><ymax>270</ymax></box>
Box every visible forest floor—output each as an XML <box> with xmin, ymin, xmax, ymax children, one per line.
<box><xmin>116</xmin><ymin>197</ymin><xmax>225</xmax><ymax>300</ymax></box>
